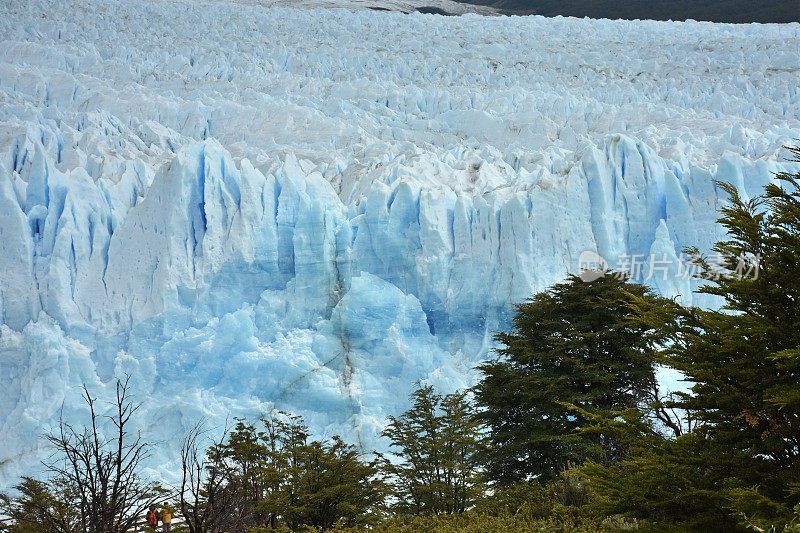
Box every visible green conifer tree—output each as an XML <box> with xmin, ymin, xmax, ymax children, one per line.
<box><xmin>581</xmin><ymin>149</ymin><xmax>800</xmax><ymax>532</ymax></box>
<box><xmin>381</xmin><ymin>386</ymin><xmax>484</xmax><ymax>515</ymax></box>
<box><xmin>205</xmin><ymin>412</ymin><xmax>385</xmax><ymax>531</ymax></box>
<box><xmin>474</xmin><ymin>274</ymin><xmax>667</xmax><ymax>484</ymax></box>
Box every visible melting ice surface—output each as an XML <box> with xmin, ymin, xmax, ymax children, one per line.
<box><xmin>0</xmin><ymin>0</ymin><xmax>799</xmax><ymax>483</ymax></box>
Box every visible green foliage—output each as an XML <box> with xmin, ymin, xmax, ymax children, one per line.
<box><xmin>549</xmin><ymin>470</ymin><xmax>590</xmax><ymax>508</ymax></box>
<box><xmin>333</xmin><ymin>511</ymin><xmax>617</xmax><ymax>533</ymax></box>
<box><xmin>473</xmin><ymin>482</ymin><xmax>553</xmax><ymax>518</ymax></box>
<box><xmin>0</xmin><ymin>477</ymin><xmax>81</xmax><ymax>533</ymax></box>
<box><xmin>381</xmin><ymin>385</ymin><xmax>484</xmax><ymax>515</ymax></box>
<box><xmin>474</xmin><ymin>274</ymin><xmax>667</xmax><ymax>484</ymax></box>
<box><xmin>283</xmin><ymin>436</ymin><xmax>387</xmax><ymax>530</ymax></box>
<box><xmin>207</xmin><ymin>412</ymin><xmax>386</xmax><ymax>532</ymax></box>
<box><xmin>473</xmin><ymin>469</ymin><xmax>595</xmax><ymax>523</ymax></box>
<box><xmin>206</xmin><ymin>415</ymin><xmax>308</xmax><ymax>528</ymax></box>
<box><xmin>580</xmin><ymin>153</ymin><xmax>800</xmax><ymax>531</ymax></box>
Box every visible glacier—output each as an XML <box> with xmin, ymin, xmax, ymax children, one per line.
<box><xmin>0</xmin><ymin>0</ymin><xmax>799</xmax><ymax>484</ymax></box>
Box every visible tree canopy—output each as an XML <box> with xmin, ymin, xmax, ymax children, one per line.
<box><xmin>474</xmin><ymin>273</ymin><xmax>668</xmax><ymax>484</ymax></box>
<box><xmin>381</xmin><ymin>386</ymin><xmax>484</xmax><ymax>516</ymax></box>
<box><xmin>580</xmin><ymin>155</ymin><xmax>800</xmax><ymax>531</ymax></box>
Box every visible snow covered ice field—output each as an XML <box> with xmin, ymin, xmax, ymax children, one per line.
<box><xmin>0</xmin><ymin>0</ymin><xmax>799</xmax><ymax>483</ymax></box>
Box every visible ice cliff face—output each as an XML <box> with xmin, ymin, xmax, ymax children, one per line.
<box><xmin>0</xmin><ymin>0</ymin><xmax>798</xmax><ymax>483</ymax></box>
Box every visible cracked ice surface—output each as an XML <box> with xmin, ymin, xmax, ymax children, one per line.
<box><xmin>0</xmin><ymin>0</ymin><xmax>798</xmax><ymax>483</ymax></box>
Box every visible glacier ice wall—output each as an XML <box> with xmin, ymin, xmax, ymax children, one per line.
<box><xmin>0</xmin><ymin>0</ymin><xmax>798</xmax><ymax>483</ymax></box>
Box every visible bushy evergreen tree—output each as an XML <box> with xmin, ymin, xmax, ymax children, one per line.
<box><xmin>285</xmin><ymin>436</ymin><xmax>386</xmax><ymax>530</ymax></box>
<box><xmin>381</xmin><ymin>386</ymin><xmax>484</xmax><ymax>515</ymax></box>
<box><xmin>581</xmin><ymin>152</ymin><xmax>800</xmax><ymax>531</ymax></box>
<box><xmin>205</xmin><ymin>412</ymin><xmax>386</xmax><ymax>532</ymax></box>
<box><xmin>474</xmin><ymin>274</ymin><xmax>667</xmax><ymax>484</ymax></box>
<box><xmin>0</xmin><ymin>477</ymin><xmax>81</xmax><ymax>533</ymax></box>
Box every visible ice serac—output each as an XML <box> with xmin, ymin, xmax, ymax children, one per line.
<box><xmin>0</xmin><ymin>166</ymin><xmax>38</xmax><ymax>330</ymax></box>
<box><xmin>583</xmin><ymin>135</ymin><xmax>666</xmax><ymax>268</ymax></box>
<box><xmin>0</xmin><ymin>0</ymin><xmax>798</xmax><ymax>485</ymax></box>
